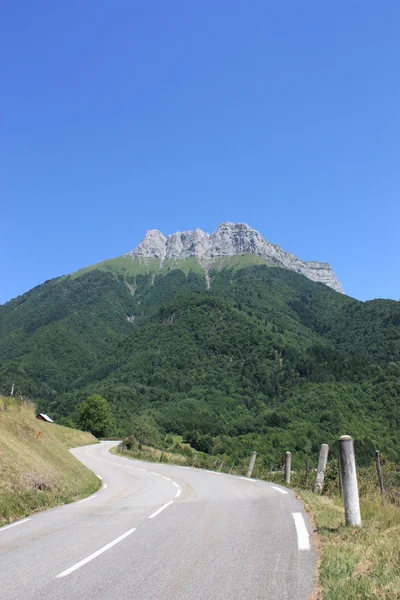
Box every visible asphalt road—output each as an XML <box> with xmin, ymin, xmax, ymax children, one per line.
<box><xmin>0</xmin><ymin>441</ymin><xmax>316</xmax><ymax>599</ymax></box>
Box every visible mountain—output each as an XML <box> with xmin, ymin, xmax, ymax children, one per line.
<box><xmin>1</xmin><ymin>224</ymin><xmax>399</xmax><ymax>467</ymax></box>
<box><xmin>129</xmin><ymin>222</ymin><xmax>344</xmax><ymax>293</ymax></box>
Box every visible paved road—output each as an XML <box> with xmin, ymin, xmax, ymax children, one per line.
<box><xmin>0</xmin><ymin>442</ymin><xmax>316</xmax><ymax>599</ymax></box>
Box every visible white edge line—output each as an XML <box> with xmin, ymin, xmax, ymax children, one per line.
<box><xmin>150</xmin><ymin>471</ymin><xmax>160</xmax><ymax>476</ymax></box>
<box><xmin>292</xmin><ymin>512</ymin><xmax>310</xmax><ymax>550</ymax></box>
<box><xmin>172</xmin><ymin>481</ymin><xmax>179</xmax><ymax>488</ymax></box>
<box><xmin>148</xmin><ymin>501</ymin><xmax>174</xmax><ymax>519</ymax></box>
<box><xmin>56</xmin><ymin>528</ymin><xmax>136</xmax><ymax>578</ymax></box>
<box><xmin>175</xmin><ymin>488</ymin><xmax>182</xmax><ymax>498</ymax></box>
<box><xmin>162</xmin><ymin>476</ymin><xmax>172</xmax><ymax>481</ymax></box>
<box><xmin>77</xmin><ymin>494</ymin><xmax>97</xmax><ymax>504</ymax></box>
<box><xmin>240</xmin><ymin>477</ymin><xmax>253</xmax><ymax>481</ymax></box>
<box><xmin>272</xmin><ymin>486</ymin><xmax>288</xmax><ymax>495</ymax></box>
<box><xmin>0</xmin><ymin>518</ymin><xmax>31</xmax><ymax>532</ymax></box>
<box><xmin>96</xmin><ymin>474</ymin><xmax>103</xmax><ymax>480</ymax></box>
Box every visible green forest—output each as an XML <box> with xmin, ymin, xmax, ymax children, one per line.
<box><xmin>1</xmin><ymin>257</ymin><xmax>400</xmax><ymax>468</ymax></box>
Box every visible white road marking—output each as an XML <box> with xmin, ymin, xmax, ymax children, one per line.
<box><xmin>175</xmin><ymin>488</ymin><xmax>182</xmax><ymax>498</ymax></box>
<box><xmin>56</xmin><ymin>528</ymin><xmax>136</xmax><ymax>578</ymax></box>
<box><xmin>148</xmin><ymin>501</ymin><xmax>174</xmax><ymax>519</ymax></box>
<box><xmin>172</xmin><ymin>481</ymin><xmax>179</xmax><ymax>488</ymax></box>
<box><xmin>136</xmin><ymin>468</ymin><xmax>146</xmax><ymax>472</ymax></box>
<box><xmin>292</xmin><ymin>513</ymin><xmax>310</xmax><ymax>550</ymax></box>
<box><xmin>77</xmin><ymin>495</ymin><xmax>97</xmax><ymax>504</ymax></box>
<box><xmin>240</xmin><ymin>477</ymin><xmax>253</xmax><ymax>481</ymax></box>
<box><xmin>150</xmin><ymin>471</ymin><xmax>160</xmax><ymax>476</ymax></box>
<box><xmin>163</xmin><ymin>476</ymin><xmax>172</xmax><ymax>481</ymax></box>
<box><xmin>102</xmin><ymin>483</ymin><xmax>108</xmax><ymax>489</ymax></box>
<box><xmin>0</xmin><ymin>518</ymin><xmax>31</xmax><ymax>532</ymax></box>
<box><xmin>96</xmin><ymin>474</ymin><xmax>103</xmax><ymax>480</ymax></box>
<box><xmin>272</xmin><ymin>486</ymin><xmax>288</xmax><ymax>495</ymax></box>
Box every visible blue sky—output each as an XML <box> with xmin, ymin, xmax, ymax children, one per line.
<box><xmin>2</xmin><ymin>1</ymin><xmax>399</xmax><ymax>303</ymax></box>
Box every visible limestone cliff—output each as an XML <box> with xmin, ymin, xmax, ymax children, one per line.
<box><xmin>129</xmin><ymin>222</ymin><xmax>343</xmax><ymax>293</ymax></box>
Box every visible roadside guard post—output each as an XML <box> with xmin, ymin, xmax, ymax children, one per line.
<box><xmin>339</xmin><ymin>436</ymin><xmax>361</xmax><ymax>527</ymax></box>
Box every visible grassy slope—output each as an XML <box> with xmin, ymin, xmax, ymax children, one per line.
<box><xmin>70</xmin><ymin>253</ymin><xmax>275</xmax><ymax>280</ymax></box>
<box><xmin>0</xmin><ymin>398</ymin><xmax>100</xmax><ymax>525</ymax></box>
<box><xmin>301</xmin><ymin>491</ymin><xmax>400</xmax><ymax>599</ymax></box>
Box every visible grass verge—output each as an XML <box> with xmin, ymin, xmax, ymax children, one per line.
<box><xmin>0</xmin><ymin>398</ymin><xmax>100</xmax><ymax>525</ymax></box>
<box><xmin>110</xmin><ymin>444</ymin><xmax>189</xmax><ymax>464</ymax></box>
<box><xmin>300</xmin><ymin>491</ymin><xmax>400</xmax><ymax>599</ymax></box>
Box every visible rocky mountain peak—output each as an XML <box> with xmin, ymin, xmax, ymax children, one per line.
<box><xmin>133</xmin><ymin>229</ymin><xmax>167</xmax><ymax>260</ymax></box>
<box><xmin>129</xmin><ymin>223</ymin><xmax>344</xmax><ymax>293</ymax></box>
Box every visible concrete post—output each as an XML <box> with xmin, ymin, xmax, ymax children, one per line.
<box><xmin>284</xmin><ymin>451</ymin><xmax>291</xmax><ymax>484</ymax></box>
<box><xmin>339</xmin><ymin>435</ymin><xmax>361</xmax><ymax>527</ymax></box>
<box><xmin>375</xmin><ymin>450</ymin><xmax>385</xmax><ymax>507</ymax></box>
<box><xmin>313</xmin><ymin>444</ymin><xmax>329</xmax><ymax>494</ymax></box>
<box><xmin>247</xmin><ymin>452</ymin><xmax>257</xmax><ymax>478</ymax></box>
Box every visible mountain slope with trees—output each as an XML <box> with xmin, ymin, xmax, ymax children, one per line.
<box><xmin>1</xmin><ymin>260</ymin><xmax>400</xmax><ymax>467</ymax></box>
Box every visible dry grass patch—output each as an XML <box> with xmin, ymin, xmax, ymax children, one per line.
<box><xmin>0</xmin><ymin>398</ymin><xmax>100</xmax><ymax>525</ymax></box>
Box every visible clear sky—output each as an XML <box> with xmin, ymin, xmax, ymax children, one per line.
<box><xmin>2</xmin><ymin>1</ymin><xmax>399</xmax><ymax>304</ymax></box>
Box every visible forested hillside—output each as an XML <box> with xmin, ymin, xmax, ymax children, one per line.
<box><xmin>1</xmin><ymin>259</ymin><xmax>400</xmax><ymax>467</ymax></box>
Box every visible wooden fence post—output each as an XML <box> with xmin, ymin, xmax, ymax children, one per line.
<box><xmin>305</xmin><ymin>455</ymin><xmax>309</xmax><ymax>486</ymax></box>
<box><xmin>375</xmin><ymin>450</ymin><xmax>385</xmax><ymax>507</ymax></box>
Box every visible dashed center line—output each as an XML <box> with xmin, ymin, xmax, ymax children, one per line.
<box><xmin>175</xmin><ymin>488</ymin><xmax>182</xmax><ymax>498</ymax></box>
<box><xmin>56</xmin><ymin>528</ymin><xmax>136</xmax><ymax>578</ymax></box>
<box><xmin>148</xmin><ymin>501</ymin><xmax>174</xmax><ymax>519</ymax></box>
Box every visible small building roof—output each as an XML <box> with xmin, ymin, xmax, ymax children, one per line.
<box><xmin>37</xmin><ymin>413</ymin><xmax>54</xmax><ymax>423</ymax></box>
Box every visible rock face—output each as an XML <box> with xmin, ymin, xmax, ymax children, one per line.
<box><xmin>129</xmin><ymin>222</ymin><xmax>344</xmax><ymax>293</ymax></box>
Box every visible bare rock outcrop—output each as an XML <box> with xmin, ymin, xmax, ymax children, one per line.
<box><xmin>128</xmin><ymin>222</ymin><xmax>343</xmax><ymax>293</ymax></box>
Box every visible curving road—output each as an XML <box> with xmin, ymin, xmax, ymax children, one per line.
<box><xmin>0</xmin><ymin>441</ymin><xmax>316</xmax><ymax>599</ymax></box>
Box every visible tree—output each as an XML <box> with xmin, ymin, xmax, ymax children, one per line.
<box><xmin>128</xmin><ymin>414</ymin><xmax>163</xmax><ymax>448</ymax></box>
<box><xmin>77</xmin><ymin>394</ymin><xmax>114</xmax><ymax>438</ymax></box>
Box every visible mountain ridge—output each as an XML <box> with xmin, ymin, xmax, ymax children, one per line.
<box><xmin>1</xmin><ymin>254</ymin><xmax>400</xmax><ymax>466</ymax></box>
<box><xmin>128</xmin><ymin>222</ymin><xmax>343</xmax><ymax>293</ymax></box>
